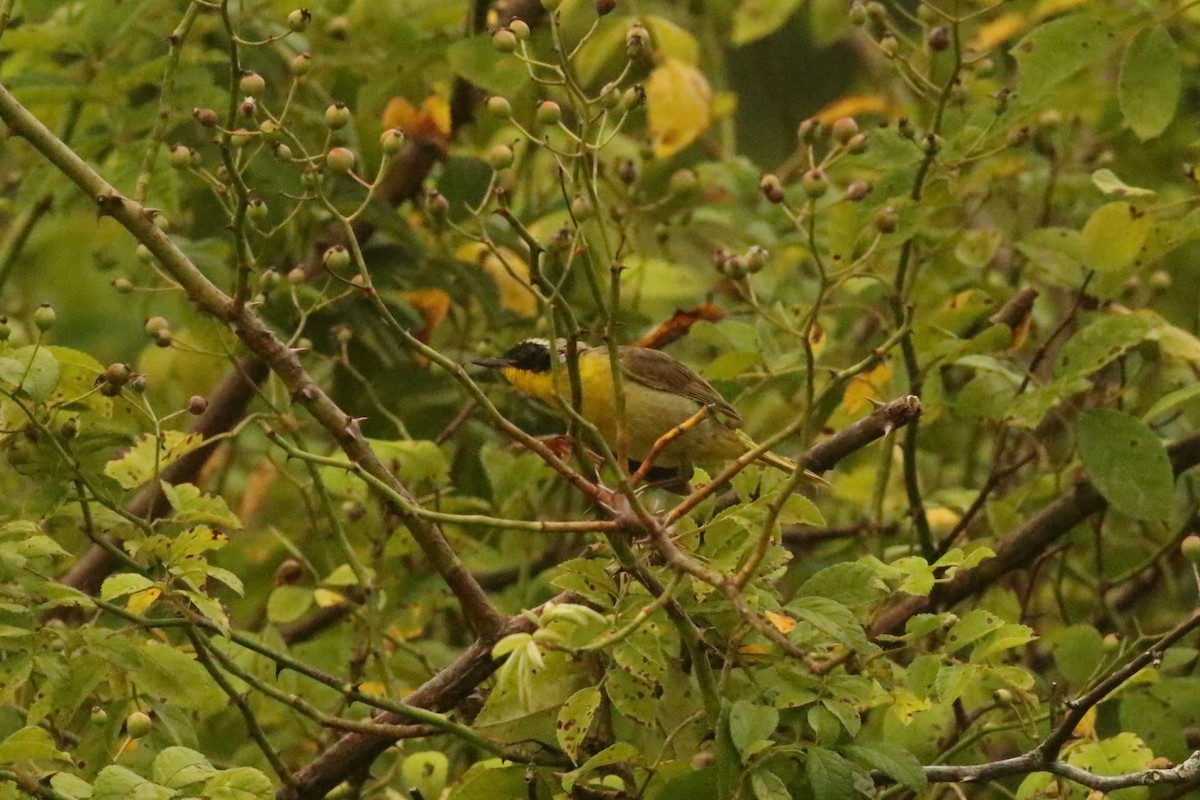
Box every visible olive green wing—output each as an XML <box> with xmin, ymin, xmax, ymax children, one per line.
<box><xmin>617</xmin><ymin>347</ymin><xmax>742</xmax><ymax>424</ymax></box>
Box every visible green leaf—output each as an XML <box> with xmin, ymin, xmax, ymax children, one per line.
<box><xmin>92</xmin><ymin>767</ymin><xmax>174</xmax><ymax>800</ymax></box>
<box><xmin>778</xmin><ymin>492</ymin><xmax>825</xmax><ymax>527</ymax></box>
<box><xmin>1080</xmin><ymin>202</ymin><xmax>1153</xmax><ymax>273</ymax></box>
<box><xmin>844</xmin><ymin>742</ymin><xmax>926</xmax><ymax>790</ymax></box>
<box><xmin>971</xmin><ymin>623</ymin><xmax>1037</xmax><ymax>663</ymax></box>
<box><xmin>0</xmin><ymin>726</ymin><xmax>70</xmax><ymax>764</ymax></box>
<box><xmin>729</xmin><ymin>700</ymin><xmax>778</xmax><ymax>757</ymax></box>
<box><xmin>551</xmin><ymin>558</ymin><xmax>617</xmax><ymax>606</ymax></box>
<box><xmin>446</xmin><ymin>33</ymin><xmax>528</xmax><ymax>96</ymax></box>
<box><xmin>401</xmin><ymin>752</ymin><xmax>449</xmax><ymax>800</ymax></box>
<box><xmin>1119</xmin><ymin>26</ymin><xmax>1181</xmax><ymax>140</ymax></box>
<box><xmin>954</xmin><ymin>229</ymin><xmax>1002</xmax><ymax>269</ymax></box>
<box><xmin>1011</xmin><ymin>15</ymin><xmax>1115</xmax><ymax>105</ymax></box>
<box><xmin>750</xmin><ymin>769</ymin><xmax>792</xmax><ymax>800</ymax></box>
<box><xmin>795</xmin><ymin>561</ymin><xmax>887</xmax><ymax>607</ymax></box>
<box><xmin>788</xmin><ymin>596</ymin><xmax>874</xmax><ymax>655</ymax></box>
<box><xmin>1091</xmin><ymin>169</ymin><xmax>1156</xmax><ymax>198</ymax></box>
<box><xmin>131</xmin><ymin>641</ymin><xmax>225</xmax><ymax>712</ymax></box>
<box><xmin>203</xmin><ymin>767</ymin><xmax>273</xmax><ymax>800</ymax></box>
<box><xmin>266</xmin><ymin>585</ymin><xmax>312</xmax><ymax>625</ymax></box>
<box><xmin>606</xmin><ymin>668</ymin><xmax>657</xmax><ymax>726</ymax></box>
<box><xmin>1055</xmin><ymin>313</ymin><xmax>1155</xmax><ymax>380</ymax></box>
<box><xmin>1051</xmin><ymin>624</ymin><xmax>1104</xmax><ymax>686</ymax></box>
<box><xmin>161</xmin><ymin>482</ymin><xmax>243</xmax><ymax>529</ymax></box>
<box><xmin>99</xmin><ymin>572</ymin><xmax>156</xmax><ymax>601</ymax></box>
<box><xmin>49</xmin><ymin>773</ymin><xmax>93</xmax><ymax>800</ymax></box>
<box><xmin>16</xmin><ymin>535</ymin><xmax>70</xmax><ymax>559</ymax></box>
<box><xmin>104</xmin><ymin>431</ymin><xmax>205</xmax><ymax>490</ymax></box>
<box><xmin>1143</xmin><ymin>383</ymin><xmax>1200</xmax><ymax>423</ymax></box>
<box><xmin>152</xmin><ymin>747</ymin><xmax>218</xmax><ymax>789</ymax></box>
<box><xmin>731</xmin><ymin>0</ymin><xmax>804</xmax><ymax>46</ymax></box>
<box><xmin>1077</xmin><ymin>409</ymin><xmax>1174</xmax><ymax>523</ymax></box>
<box><xmin>562</xmin><ymin>742</ymin><xmax>639</xmax><ymax>792</ymax></box>
<box><xmin>806</xmin><ymin>747</ymin><xmax>858</xmax><ymax>800</ymax></box>
<box><xmin>556</xmin><ymin>687</ymin><xmax>602</xmax><ymax>764</ymax></box>
<box><xmin>0</xmin><ymin>346</ymin><xmax>60</xmax><ymax>402</ymax></box>
<box><xmin>945</xmin><ymin>609</ymin><xmax>1005</xmax><ymax>653</ymax></box>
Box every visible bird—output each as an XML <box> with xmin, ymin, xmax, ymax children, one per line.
<box><xmin>472</xmin><ymin>338</ymin><xmax>817</xmax><ymax>483</ymax></box>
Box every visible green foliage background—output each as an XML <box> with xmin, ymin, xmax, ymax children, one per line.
<box><xmin>1</xmin><ymin>1</ymin><xmax>1200</xmax><ymax>799</ymax></box>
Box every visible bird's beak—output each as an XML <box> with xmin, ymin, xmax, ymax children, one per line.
<box><xmin>471</xmin><ymin>357</ymin><xmax>512</xmax><ymax>369</ymax></box>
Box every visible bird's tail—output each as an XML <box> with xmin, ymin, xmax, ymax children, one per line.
<box><xmin>738</xmin><ymin>431</ymin><xmax>828</xmax><ymax>484</ymax></box>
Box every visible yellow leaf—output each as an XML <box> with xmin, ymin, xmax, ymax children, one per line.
<box><xmin>313</xmin><ymin>588</ymin><xmax>346</xmax><ymax>608</ymax></box>
<box><xmin>813</xmin><ymin>94</ymin><xmax>896</xmax><ymax>125</ymax></box>
<box><xmin>764</xmin><ymin>611</ymin><xmax>796</xmax><ymax>634</ymax></box>
<box><xmin>925</xmin><ymin>507</ymin><xmax>961</xmax><ymax>533</ymax></box>
<box><xmin>126</xmin><ymin>587</ymin><xmax>161</xmax><ymax>616</ymax></box>
<box><xmin>738</xmin><ymin>642</ymin><xmax>774</xmax><ymax>656</ymax></box>
<box><xmin>645</xmin><ymin>58</ymin><xmax>712</xmax><ymax>159</ymax></box>
<box><xmin>401</xmin><ymin>289</ymin><xmax>452</xmax><ymax>343</ymax></box>
<box><xmin>1073</xmin><ymin>706</ymin><xmax>1097</xmax><ymax>739</ymax></box>
<box><xmin>456</xmin><ymin>242</ymin><xmax>537</xmax><ymax>316</ymax></box>
<box><xmin>358</xmin><ymin>681</ymin><xmax>388</xmax><ymax>696</ymax></box>
<box><xmin>382</xmin><ymin>96</ymin><xmax>451</xmax><ymax>151</ymax></box>
<box><xmin>969</xmin><ymin>12</ymin><xmax>1027</xmax><ymax>52</ymax></box>
<box><xmin>842</xmin><ymin>362</ymin><xmax>892</xmax><ymax>415</ymax></box>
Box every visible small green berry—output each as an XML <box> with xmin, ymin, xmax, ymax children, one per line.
<box><xmin>570</xmin><ymin>195</ymin><xmax>593</xmax><ymax>220</ymax></box>
<box><xmin>239</xmin><ymin>71</ymin><xmax>266</xmax><ymax>98</ymax></box>
<box><xmin>125</xmin><ymin>711</ymin><xmax>152</xmax><ymax>739</ymax></box>
<box><xmin>536</xmin><ymin>100</ymin><xmax>561</xmax><ymax>126</ymax></box>
<box><xmin>287</xmin><ymin>9</ymin><xmax>311</xmax><ymax>32</ymax></box>
<box><xmin>487</xmin><ymin>143</ymin><xmax>514</xmax><ymax>170</ymax></box>
<box><xmin>168</xmin><ymin>144</ymin><xmax>195</xmax><ymax>169</ymax></box>
<box><xmin>247</xmin><ymin>198</ymin><xmax>268</xmax><ymax>221</ymax></box>
<box><xmin>801</xmin><ymin>168</ymin><xmax>828</xmax><ymax>199</ymax></box>
<box><xmin>287</xmin><ymin>267</ymin><xmax>307</xmax><ymax>285</ymax></box>
<box><xmin>323</xmin><ymin>245</ymin><xmax>352</xmax><ymax>271</ymax></box>
<box><xmin>129</xmin><ymin>374</ymin><xmax>148</xmax><ymax>393</ymax></box>
<box><xmin>325</xmin><ymin>147</ymin><xmax>356</xmax><ymax>174</ymax></box>
<box><xmin>486</xmin><ymin>96</ymin><xmax>512</xmax><ymax>119</ymax></box>
<box><xmin>0</xmin><ymin>317</ymin><xmax>11</xmax><ymax>342</ymax></box>
<box><xmin>187</xmin><ymin>395</ymin><xmax>208</xmax><ymax>415</ymax></box>
<box><xmin>509</xmin><ymin>19</ymin><xmax>530</xmax><ymax>40</ymax></box>
<box><xmin>618</xmin><ymin>85</ymin><xmax>644</xmax><ymax>113</ymax></box>
<box><xmin>33</xmin><ymin>303</ymin><xmax>55</xmax><ymax>332</ymax></box>
<box><xmin>324</xmin><ymin>102</ymin><xmax>351</xmax><ymax>130</ymax></box>
<box><xmin>493</xmin><ymin>28</ymin><xmax>518</xmax><ymax>53</ymax></box>
<box><xmin>1182</xmin><ymin>535</ymin><xmax>1200</xmax><ymax>563</ymax></box>
<box><xmin>90</xmin><ymin>706</ymin><xmax>108</xmax><ymax>726</ymax></box>
<box><xmin>380</xmin><ymin>128</ymin><xmax>404</xmax><ymax>154</ymax></box>
<box><xmin>145</xmin><ymin>316</ymin><xmax>170</xmax><ymax>336</ymax></box>
<box><xmin>290</xmin><ymin>53</ymin><xmax>312</xmax><ymax>76</ymax></box>
<box><xmin>598</xmin><ymin>82</ymin><xmax>620</xmax><ymax>109</ymax></box>
<box><xmin>625</xmin><ymin>23</ymin><xmax>649</xmax><ymax>58</ymax></box>
<box><xmin>668</xmin><ymin>168</ymin><xmax>699</xmax><ymax>195</ymax></box>
<box><xmin>831</xmin><ymin>117</ymin><xmax>859</xmax><ymax>145</ymax></box>
<box><xmin>112</xmin><ymin>277</ymin><xmax>134</xmax><ymax>294</ymax></box>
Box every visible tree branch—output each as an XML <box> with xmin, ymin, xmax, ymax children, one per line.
<box><xmin>870</xmin><ymin>427</ymin><xmax>1200</xmax><ymax>638</ymax></box>
<box><xmin>0</xmin><ymin>80</ymin><xmax>507</xmax><ymax>638</ymax></box>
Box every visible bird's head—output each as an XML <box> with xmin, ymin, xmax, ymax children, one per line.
<box><xmin>472</xmin><ymin>338</ymin><xmax>573</xmax><ymax>373</ymax></box>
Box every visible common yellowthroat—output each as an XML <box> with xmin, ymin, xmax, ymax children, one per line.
<box><xmin>473</xmin><ymin>339</ymin><xmax>813</xmax><ymax>478</ymax></box>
